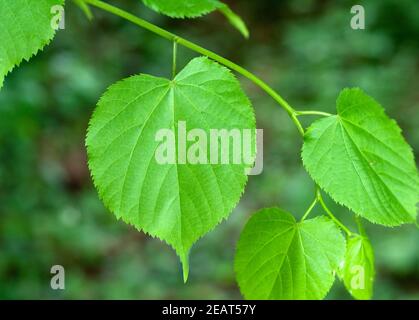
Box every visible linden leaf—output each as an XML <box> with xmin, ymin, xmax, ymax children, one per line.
<box><xmin>339</xmin><ymin>234</ymin><xmax>375</xmax><ymax>300</ymax></box>
<box><xmin>234</xmin><ymin>208</ymin><xmax>346</xmax><ymax>299</ymax></box>
<box><xmin>142</xmin><ymin>0</ymin><xmax>249</xmax><ymax>38</ymax></box>
<box><xmin>86</xmin><ymin>57</ymin><xmax>256</xmax><ymax>281</ymax></box>
<box><xmin>0</xmin><ymin>0</ymin><xmax>64</xmax><ymax>88</ymax></box>
<box><xmin>302</xmin><ymin>88</ymin><xmax>419</xmax><ymax>226</ymax></box>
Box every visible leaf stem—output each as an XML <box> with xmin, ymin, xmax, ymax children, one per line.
<box><xmin>82</xmin><ymin>0</ymin><xmax>305</xmax><ymax>136</ymax></box>
<box><xmin>354</xmin><ymin>215</ymin><xmax>367</xmax><ymax>238</ymax></box>
<box><xmin>74</xmin><ymin>0</ymin><xmax>94</xmax><ymax>20</ymax></box>
<box><xmin>301</xmin><ymin>197</ymin><xmax>317</xmax><ymax>221</ymax></box>
<box><xmin>316</xmin><ymin>190</ymin><xmax>353</xmax><ymax>236</ymax></box>
<box><xmin>295</xmin><ymin>110</ymin><xmax>333</xmax><ymax>117</ymax></box>
<box><xmin>172</xmin><ymin>40</ymin><xmax>177</xmax><ymax>79</ymax></box>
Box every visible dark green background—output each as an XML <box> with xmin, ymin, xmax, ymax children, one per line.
<box><xmin>0</xmin><ymin>0</ymin><xmax>418</xmax><ymax>299</ymax></box>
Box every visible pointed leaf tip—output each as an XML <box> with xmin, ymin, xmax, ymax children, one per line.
<box><xmin>181</xmin><ymin>253</ymin><xmax>190</xmax><ymax>283</ymax></box>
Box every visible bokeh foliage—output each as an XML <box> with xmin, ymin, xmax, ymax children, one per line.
<box><xmin>0</xmin><ymin>0</ymin><xmax>418</xmax><ymax>299</ymax></box>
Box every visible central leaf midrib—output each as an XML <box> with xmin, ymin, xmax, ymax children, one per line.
<box><xmin>267</xmin><ymin>226</ymin><xmax>297</xmax><ymax>299</ymax></box>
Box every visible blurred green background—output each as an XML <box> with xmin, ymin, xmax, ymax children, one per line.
<box><xmin>0</xmin><ymin>0</ymin><xmax>418</xmax><ymax>299</ymax></box>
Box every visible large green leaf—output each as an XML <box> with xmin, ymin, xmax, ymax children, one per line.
<box><xmin>0</xmin><ymin>0</ymin><xmax>64</xmax><ymax>88</ymax></box>
<box><xmin>234</xmin><ymin>208</ymin><xmax>346</xmax><ymax>299</ymax></box>
<box><xmin>302</xmin><ymin>88</ymin><xmax>419</xmax><ymax>226</ymax></box>
<box><xmin>339</xmin><ymin>234</ymin><xmax>375</xmax><ymax>300</ymax></box>
<box><xmin>142</xmin><ymin>0</ymin><xmax>249</xmax><ymax>38</ymax></box>
<box><xmin>86</xmin><ymin>57</ymin><xmax>256</xmax><ymax>281</ymax></box>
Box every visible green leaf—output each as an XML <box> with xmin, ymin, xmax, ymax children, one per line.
<box><xmin>142</xmin><ymin>0</ymin><xmax>249</xmax><ymax>38</ymax></box>
<box><xmin>86</xmin><ymin>57</ymin><xmax>256</xmax><ymax>281</ymax></box>
<box><xmin>0</xmin><ymin>0</ymin><xmax>64</xmax><ymax>88</ymax></box>
<box><xmin>234</xmin><ymin>208</ymin><xmax>346</xmax><ymax>299</ymax></box>
<box><xmin>339</xmin><ymin>235</ymin><xmax>375</xmax><ymax>300</ymax></box>
<box><xmin>142</xmin><ymin>0</ymin><xmax>220</xmax><ymax>18</ymax></box>
<box><xmin>302</xmin><ymin>88</ymin><xmax>419</xmax><ymax>226</ymax></box>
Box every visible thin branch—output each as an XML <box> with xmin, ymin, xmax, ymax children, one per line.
<box><xmin>295</xmin><ymin>110</ymin><xmax>333</xmax><ymax>117</ymax></box>
<box><xmin>301</xmin><ymin>197</ymin><xmax>318</xmax><ymax>221</ymax></box>
<box><xmin>354</xmin><ymin>215</ymin><xmax>367</xmax><ymax>237</ymax></box>
<box><xmin>316</xmin><ymin>190</ymin><xmax>353</xmax><ymax>236</ymax></box>
<box><xmin>172</xmin><ymin>40</ymin><xmax>177</xmax><ymax>79</ymax></box>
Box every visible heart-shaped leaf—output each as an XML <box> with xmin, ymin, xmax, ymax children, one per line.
<box><xmin>86</xmin><ymin>57</ymin><xmax>256</xmax><ymax>280</ymax></box>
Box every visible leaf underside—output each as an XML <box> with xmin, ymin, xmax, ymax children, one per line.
<box><xmin>0</xmin><ymin>0</ymin><xmax>64</xmax><ymax>88</ymax></box>
<box><xmin>142</xmin><ymin>0</ymin><xmax>249</xmax><ymax>38</ymax></box>
<box><xmin>302</xmin><ymin>88</ymin><xmax>419</xmax><ymax>226</ymax></box>
<box><xmin>235</xmin><ymin>208</ymin><xmax>346</xmax><ymax>299</ymax></box>
<box><xmin>86</xmin><ymin>57</ymin><xmax>256</xmax><ymax>281</ymax></box>
<box><xmin>142</xmin><ymin>0</ymin><xmax>221</xmax><ymax>18</ymax></box>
